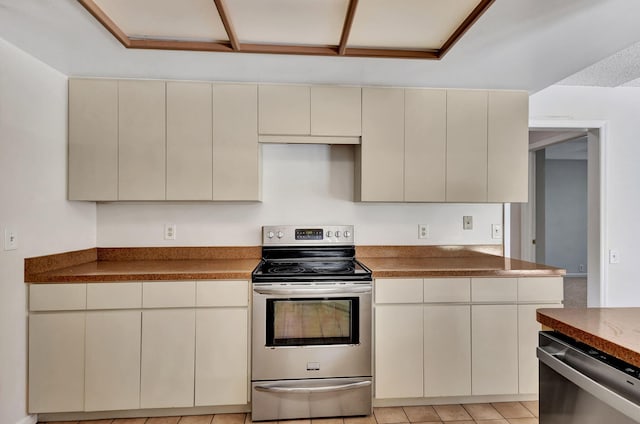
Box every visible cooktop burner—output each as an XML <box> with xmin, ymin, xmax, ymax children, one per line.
<box><xmin>252</xmin><ymin>225</ymin><xmax>372</xmax><ymax>282</ymax></box>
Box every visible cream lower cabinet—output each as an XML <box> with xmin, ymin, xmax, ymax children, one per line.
<box><xmin>141</xmin><ymin>309</ymin><xmax>196</xmax><ymax>408</ymax></box>
<box><xmin>28</xmin><ymin>280</ymin><xmax>250</xmax><ymax>414</ymax></box>
<box><xmin>85</xmin><ymin>310</ymin><xmax>141</xmax><ymax>411</ymax></box>
<box><xmin>471</xmin><ymin>304</ymin><xmax>519</xmax><ymax>395</ymax></box>
<box><xmin>374</xmin><ymin>276</ymin><xmax>563</xmax><ymax>401</ymax></box>
<box><xmin>375</xmin><ymin>304</ymin><xmax>423</xmax><ymax>398</ymax></box>
<box><xmin>28</xmin><ymin>312</ymin><xmax>85</xmax><ymax>413</ymax></box>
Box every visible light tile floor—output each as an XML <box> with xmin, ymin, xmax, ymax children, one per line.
<box><xmin>39</xmin><ymin>402</ymin><xmax>538</xmax><ymax>424</ymax></box>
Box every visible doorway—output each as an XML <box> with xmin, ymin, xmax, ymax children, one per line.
<box><xmin>514</xmin><ymin>120</ymin><xmax>607</xmax><ymax>307</ymax></box>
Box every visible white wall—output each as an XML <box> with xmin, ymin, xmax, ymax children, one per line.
<box><xmin>98</xmin><ymin>144</ymin><xmax>503</xmax><ymax>247</ymax></box>
<box><xmin>530</xmin><ymin>85</ymin><xmax>640</xmax><ymax>306</ymax></box>
<box><xmin>544</xmin><ymin>159</ymin><xmax>588</xmax><ymax>274</ymax></box>
<box><xmin>0</xmin><ymin>38</ymin><xmax>96</xmax><ymax>424</ymax></box>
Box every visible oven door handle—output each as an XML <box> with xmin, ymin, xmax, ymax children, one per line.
<box><xmin>253</xmin><ymin>286</ymin><xmax>371</xmax><ymax>295</ymax></box>
<box><xmin>254</xmin><ymin>380</ymin><xmax>371</xmax><ymax>394</ymax></box>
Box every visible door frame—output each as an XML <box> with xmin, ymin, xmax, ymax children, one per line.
<box><xmin>526</xmin><ymin>119</ymin><xmax>608</xmax><ymax>307</ymax></box>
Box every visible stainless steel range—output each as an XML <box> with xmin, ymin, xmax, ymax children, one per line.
<box><xmin>251</xmin><ymin>225</ymin><xmax>372</xmax><ymax>422</ymax></box>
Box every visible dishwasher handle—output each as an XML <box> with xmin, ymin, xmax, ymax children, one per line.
<box><xmin>538</xmin><ymin>345</ymin><xmax>640</xmax><ymax>422</ymax></box>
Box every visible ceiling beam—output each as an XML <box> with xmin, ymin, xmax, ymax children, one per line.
<box><xmin>346</xmin><ymin>47</ymin><xmax>439</xmax><ymax>60</ymax></box>
<box><xmin>438</xmin><ymin>0</ymin><xmax>495</xmax><ymax>59</ymax></box>
<box><xmin>78</xmin><ymin>0</ymin><xmax>131</xmax><ymax>48</ymax></box>
<box><xmin>212</xmin><ymin>0</ymin><xmax>240</xmax><ymax>51</ymax></box>
<box><xmin>129</xmin><ymin>38</ymin><xmax>234</xmax><ymax>53</ymax></box>
<box><xmin>339</xmin><ymin>0</ymin><xmax>359</xmax><ymax>56</ymax></box>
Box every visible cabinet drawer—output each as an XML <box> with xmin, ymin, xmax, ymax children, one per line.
<box><xmin>143</xmin><ymin>282</ymin><xmax>196</xmax><ymax>308</ymax></box>
<box><xmin>87</xmin><ymin>282</ymin><xmax>142</xmax><ymax>310</ymax></box>
<box><xmin>30</xmin><ymin>284</ymin><xmax>86</xmax><ymax>311</ymax></box>
<box><xmin>375</xmin><ymin>279</ymin><xmax>422</xmax><ymax>304</ymax></box>
<box><xmin>471</xmin><ymin>278</ymin><xmax>517</xmax><ymax>302</ymax></box>
<box><xmin>423</xmin><ymin>278</ymin><xmax>470</xmax><ymax>303</ymax></box>
<box><xmin>196</xmin><ymin>280</ymin><xmax>248</xmax><ymax>307</ymax></box>
<box><xmin>518</xmin><ymin>277</ymin><xmax>563</xmax><ymax>302</ymax></box>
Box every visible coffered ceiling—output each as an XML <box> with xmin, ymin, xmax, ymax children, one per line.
<box><xmin>1</xmin><ymin>0</ymin><xmax>640</xmax><ymax>92</ymax></box>
<box><xmin>80</xmin><ymin>0</ymin><xmax>493</xmax><ymax>59</ymax></box>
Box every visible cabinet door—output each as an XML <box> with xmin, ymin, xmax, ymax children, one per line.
<box><xmin>118</xmin><ymin>80</ymin><xmax>166</xmax><ymax>200</ymax></box>
<box><xmin>166</xmin><ymin>81</ymin><xmax>213</xmax><ymax>200</ymax></box>
<box><xmin>258</xmin><ymin>85</ymin><xmax>310</xmax><ymax>135</ymax></box>
<box><xmin>374</xmin><ymin>304</ymin><xmax>423</xmax><ymax>398</ymax></box>
<box><xmin>359</xmin><ymin>88</ymin><xmax>404</xmax><ymax>202</ymax></box>
<box><xmin>471</xmin><ymin>304</ymin><xmax>518</xmax><ymax>395</ymax></box>
<box><xmin>195</xmin><ymin>308</ymin><xmax>248</xmax><ymax>406</ymax></box>
<box><xmin>518</xmin><ymin>303</ymin><xmax>562</xmax><ymax>394</ymax></box>
<box><xmin>212</xmin><ymin>84</ymin><xmax>261</xmax><ymax>201</ymax></box>
<box><xmin>446</xmin><ymin>90</ymin><xmax>488</xmax><ymax>202</ymax></box>
<box><xmin>28</xmin><ymin>313</ymin><xmax>85</xmax><ymax>413</ymax></box>
<box><xmin>311</xmin><ymin>86</ymin><xmax>361</xmax><ymax>136</ymax></box>
<box><xmin>424</xmin><ymin>305</ymin><xmax>471</xmax><ymax>397</ymax></box>
<box><xmin>68</xmin><ymin>79</ymin><xmax>118</xmax><ymax>200</ymax></box>
<box><xmin>85</xmin><ymin>311</ymin><xmax>141</xmax><ymax>411</ymax></box>
<box><xmin>404</xmin><ymin>89</ymin><xmax>446</xmax><ymax>202</ymax></box>
<box><xmin>141</xmin><ymin>309</ymin><xmax>195</xmax><ymax>408</ymax></box>
<box><xmin>488</xmin><ymin>90</ymin><xmax>529</xmax><ymax>203</ymax></box>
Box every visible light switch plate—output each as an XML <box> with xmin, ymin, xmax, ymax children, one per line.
<box><xmin>463</xmin><ymin>216</ymin><xmax>473</xmax><ymax>230</ymax></box>
<box><xmin>491</xmin><ymin>224</ymin><xmax>503</xmax><ymax>239</ymax></box>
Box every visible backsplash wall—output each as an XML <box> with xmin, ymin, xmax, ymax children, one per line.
<box><xmin>97</xmin><ymin>144</ymin><xmax>503</xmax><ymax>246</ymax></box>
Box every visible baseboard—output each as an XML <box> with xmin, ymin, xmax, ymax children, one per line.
<box><xmin>16</xmin><ymin>415</ymin><xmax>37</xmax><ymax>424</ymax></box>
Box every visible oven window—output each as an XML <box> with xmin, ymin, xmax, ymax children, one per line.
<box><xmin>266</xmin><ymin>297</ymin><xmax>359</xmax><ymax>346</ymax></box>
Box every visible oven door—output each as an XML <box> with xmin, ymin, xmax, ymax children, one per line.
<box><xmin>252</xmin><ymin>282</ymin><xmax>372</xmax><ymax>381</ymax></box>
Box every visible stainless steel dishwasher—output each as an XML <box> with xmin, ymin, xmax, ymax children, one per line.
<box><xmin>538</xmin><ymin>331</ymin><xmax>640</xmax><ymax>423</ymax></box>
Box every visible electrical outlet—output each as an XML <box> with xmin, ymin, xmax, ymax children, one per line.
<box><xmin>609</xmin><ymin>249</ymin><xmax>620</xmax><ymax>264</ymax></box>
<box><xmin>491</xmin><ymin>224</ymin><xmax>503</xmax><ymax>239</ymax></box>
<box><xmin>164</xmin><ymin>224</ymin><xmax>176</xmax><ymax>240</ymax></box>
<box><xmin>4</xmin><ymin>228</ymin><xmax>17</xmax><ymax>250</ymax></box>
<box><xmin>579</xmin><ymin>264</ymin><xmax>585</xmax><ymax>272</ymax></box>
<box><xmin>463</xmin><ymin>216</ymin><xmax>473</xmax><ymax>230</ymax></box>
<box><xmin>418</xmin><ymin>224</ymin><xmax>429</xmax><ymax>239</ymax></box>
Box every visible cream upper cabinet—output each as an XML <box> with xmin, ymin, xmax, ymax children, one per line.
<box><xmin>404</xmin><ymin>89</ymin><xmax>447</xmax><ymax>202</ymax></box>
<box><xmin>212</xmin><ymin>84</ymin><xmax>261</xmax><ymax>201</ymax></box>
<box><xmin>166</xmin><ymin>81</ymin><xmax>213</xmax><ymax>200</ymax></box>
<box><xmin>68</xmin><ymin>79</ymin><xmax>118</xmax><ymax>201</ymax></box>
<box><xmin>258</xmin><ymin>84</ymin><xmax>362</xmax><ymax>139</ymax></box>
<box><xmin>488</xmin><ymin>90</ymin><xmax>529</xmax><ymax>203</ymax></box>
<box><xmin>310</xmin><ymin>86</ymin><xmax>362</xmax><ymax>136</ymax></box>
<box><xmin>259</xmin><ymin>85</ymin><xmax>310</xmax><ymax>135</ymax></box>
<box><xmin>118</xmin><ymin>80</ymin><xmax>166</xmax><ymax>200</ymax></box>
<box><xmin>358</xmin><ymin>87</ymin><xmax>404</xmax><ymax>202</ymax></box>
<box><xmin>446</xmin><ymin>90</ymin><xmax>489</xmax><ymax>202</ymax></box>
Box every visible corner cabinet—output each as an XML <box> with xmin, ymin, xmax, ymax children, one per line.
<box><xmin>358</xmin><ymin>88</ymin><xmax>529</xmax><ymax>203</ymax></box>
<box><xmin>28</xmin><ymin>280</ymin><xmax>250</xmax><ymax>414</ymax></box>
<box><xmin>68</xmin><ymin>79</ymin><xmax>261</xmax><ymax>201</ymax></box>
<box><xmin>373</xmin><ymin>276</ymin><xmax>562</xmax><ymax>402</ymax></box>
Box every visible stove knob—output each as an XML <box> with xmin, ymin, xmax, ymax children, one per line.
<box><xmin>344</xmin><ymin>231</ymin><xmax>351</xmax><ymax>238</ymax></box>
<box><xmin>327</xmin><ymin>231</ymin><xmax>333</xmax><ymax>237</ymax></box>
<box><xmin>277</xmin><ymin>231</ymin><xmax>284</xmax><ymax>239</ymax></box>
<box><xmin>267</xmin><ymin>231</ymin><xmax>275</xmax><ymax>239</ymax></box>
<box><xmin>335</xmin><ymin>231</ymin><xmax>341</xmax><ymax>237</ymax></box>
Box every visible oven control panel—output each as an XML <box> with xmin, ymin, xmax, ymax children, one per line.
<box><xmin>263</xmin><ymin>225</ymin><xmax>354</xmax><ymax>245</ymax></box>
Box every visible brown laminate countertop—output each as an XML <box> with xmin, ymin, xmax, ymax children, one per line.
<box><xmin>358</xmin><ymin>245</ymin><xmax>564</xmax><ymax>278</ymax></box>
<box><xmin>537</xmin><ymin>308</ymin><xmax>640</xmax><ymax>368</ymax></box>
<box><xmin>25</xmin><ymin>245</ymin><xmax>563</xmax><ymax>283</ymax></box>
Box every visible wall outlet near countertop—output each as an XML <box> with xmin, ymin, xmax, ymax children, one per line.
<box><xmin>164</xmin><ymin>224</ymin><xmax>176</xmax><ymax>240</ymax></box>
<box><xmin>418</xmin><ymin>224</ymin><xmax>429</xmax><ymax>239</ymax></box>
